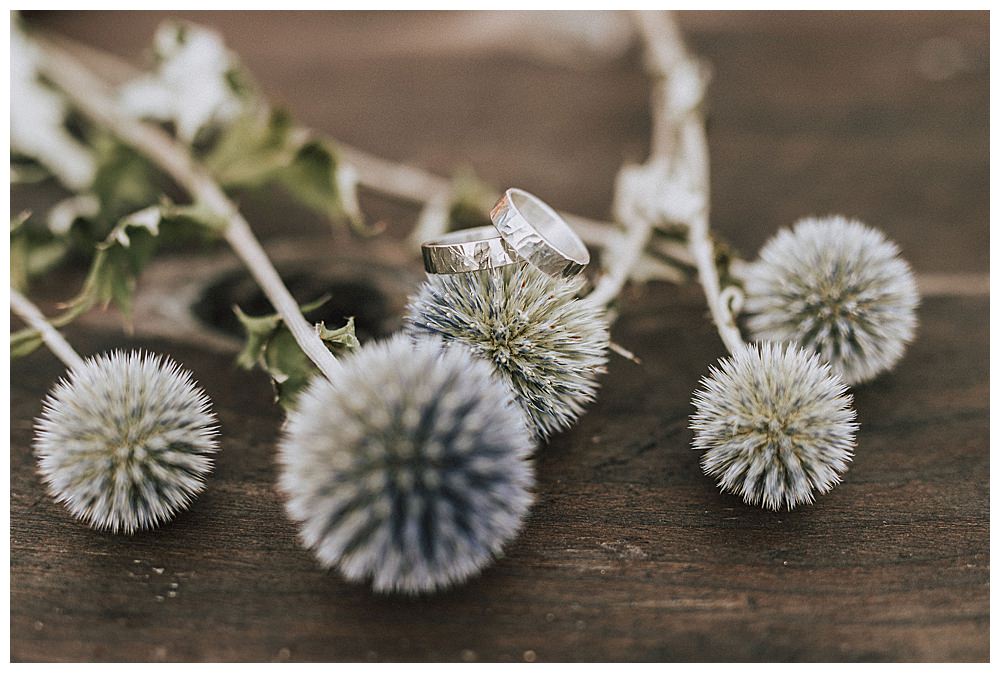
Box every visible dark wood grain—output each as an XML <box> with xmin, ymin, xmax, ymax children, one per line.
<box><xmin>11</xmin><ymin>11</ymin><xmax>988</xmax><ymax>662</ymax></box>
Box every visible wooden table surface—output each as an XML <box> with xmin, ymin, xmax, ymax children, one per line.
<box><xmin>11</xmin><ymin>11</ymin><xmax>989</xmax><ymax>662</ymax></box>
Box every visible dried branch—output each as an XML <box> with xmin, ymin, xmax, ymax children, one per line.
<box><xmin>633</xmin><ymin>11</ymin><xmax>745</xmax><ymax>352</ymax></box>
<box><xmin>10</xmin><ymin>288</ymin><xmax>85</xmax><ymax>371</ymax></box>
<box><xmin>33</xmin><ymin>36</ymin><xmax>343</xmax><ymax>382</ymax></box>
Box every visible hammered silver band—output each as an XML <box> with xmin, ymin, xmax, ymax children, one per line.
<box><xmin>489</xmin><ymin>188</ymin><xmax>590</xmax><ymax>279</ymax></box>
<box><xmin>421</xmin><ymin>226</ymin><xmax>518</xmax><ymax>274</ymax></box>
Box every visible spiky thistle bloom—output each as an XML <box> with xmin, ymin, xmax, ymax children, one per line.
<box><xmin>33</xmin><ymin>350</ymin><xmax>218</xmax><ymax>533</ymax></box>
<box><xmin>691</xmin><ymin>342</ymin><xmax>857</xmax><ymax>511</ymax></box>
<box><xmin>278</xmin><ymin>335</ymin><xmax>535</xmax><ymax>594</ymax></box>
<box><xmin>742</xmin><ymin>215</ymin><xmax>919</xmax><ymax>385</ymax></box>
<box><xmin>404</xmin><ymin>263</ymin><xmax>609</xmax><ymax>439</ymax></box>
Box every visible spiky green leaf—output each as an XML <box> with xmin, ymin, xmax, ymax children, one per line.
<box><xmin>11</xmin><ymin>211</ymin><xmax>71</xmax><ymax>292</ymax></box>
<box><xmin>10</xmin><ymin>327</ymin><xmax>45</xmax><ymax>359</ymax></box>
<box><xmin>233</xmin><ymin>296</ymin><xmax>358</xmax><ymax>409</ymax></box>
<box><xmin>59</xmin><ymin>200</ymin><xmax>223</xmax><ymax>324</ymax></box>
<box><xmin>203</xmin><ymin>108</ymin><xmax>362</xmax><ymax>229</ymax></box>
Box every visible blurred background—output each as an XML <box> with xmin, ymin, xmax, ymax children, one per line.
<box><xmin>12</xmin><ymin>11</ymin><xmax>989</xmax><ymax>662</ymax></box>
<box><xmin>19</xmin><ymin>11</ymin><xmax>989</xmax><ymax>271</ymax></box>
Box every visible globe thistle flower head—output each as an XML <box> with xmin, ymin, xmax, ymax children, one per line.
<box><xmin>404</xmin><ymin>262</ymin><xmax>609</xmax><ymax>439</ymax></box>
<box><xmin>691</xmin><ymin>342</ymin><xmax>857</xmax><ymax>511</ymax></box>
<box><xmin>33</xmin><ymin>350</ymin><xmax>218</xmax><ymax>533</ymax></box>
<box><xmin>743</xmin><ymin>215</ymin><xmax>919</xmax><ymax>385</ymax></box>
<box><xmin>278</xmin><ymin>335</ymin><xmax>536</xmax><ymax>595</ymax></box>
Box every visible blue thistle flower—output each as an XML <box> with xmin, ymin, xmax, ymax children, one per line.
<box><xmin>277</xmin><ymin>335</ymin><xmax>536</xmax><ymax>594</ymax></box>
<box><xmin>691</xmin><ymin>342</ymin><xmax>857</xmax><ymax>511</ymax></box>
<box><xmin>404</xmin><ymin>263</ymin><xmax>609</xmax><ymax>439</ymax></box>
<box><xmin>33</xmin><ymin>350</ymin><xmax>218</xmax><ymax>533</ymax></box>
<box><xmin>743</xmin><ymin>216</ymin><xmax>919</xmax><ymax>385</ymax></box>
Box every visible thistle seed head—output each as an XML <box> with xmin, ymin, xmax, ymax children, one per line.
<box><xmin>278</xmin><ymin>335</ymin><xmax>536</xmax><ymax>595</ymax></box>
<box><xmin>33</xmin><ymin>350</ymin><xmax>218</xmax><ymax>533</ymax></box>
<box><xmin>691</xmin><ymin>342</ymin><xmax>857</xmax><ymax>511</ymax></box>
<box><xmin>743</xmin><ymin>215</ymin><xmax>919</xmax><ymax>385</ymax></box>
<box><xmin>404</xmin><ymin>263</ymin><xmax>609</xmax><ymax>439</ymax></box>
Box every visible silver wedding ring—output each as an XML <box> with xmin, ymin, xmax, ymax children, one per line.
<box><xmin>490</xmin><ymin>188</ymin><xmax>590</xmax><ymax>279</ymax></box>
<box><xmin>420</xmin><ymin>188</ymin><xmax>589</xmax><ymax>278</ymax></box>
<box><xmin>421</xmin><ymin>226</ymin><xmax>518</xmax><ymax>274</ymax></box>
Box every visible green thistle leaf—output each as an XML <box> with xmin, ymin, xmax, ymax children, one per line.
<box><xmin>203</xmin><ymin>108</ymin><xmax>297</xmax><ymax>188</ymax></box>
<box><xmin>62</xmin><ymin>225</ymin><xmax>157</xmax><ymax>322</ymax></box>
<box><xmin>203</xmin><ymin>108</ymin><xmax>363</xmax><ymax>230</ymax></box>
<box><xmin>59</xmin><ymin>200</ymin><xmax>224</xmax><ymax>325</ymax></box>
<box><xmin>234</xmin><ymin>296</ymin><xmax>358</xmax><ymax>409</ymax></box>
<box><xmin>233</xmin><ymin>305</ymin><xmax>282</xmax><ymax>370</ymax></box>
<box><xmin>89</xmin><ymin>135</ymin><xmax>163</xmax><ymax>230</ymax></box>
<box><xmin>10</xmin><ymin>327</ymin><xmax>45</xmax><ymax>360</ymax></box>
<box><xmin>278</xmin><ymin>139</ymin><xmax>361</xmax><ymax>229</ymax></box>
<box><xmin>315</xmin><ymin>318</ymin><xmax>361</xmax><ymax>351</ymax></box>
<box><xmin>10</xmin><ymin>213</ymin><xmax>31</xmax><ymax>292</ymax></box>
<box><xmin>10</xmin><ymin>211</ymin><xmax>71</xmax><ymax>292</ymax></box>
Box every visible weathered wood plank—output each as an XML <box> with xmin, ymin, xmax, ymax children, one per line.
<box><xmin>11</xmin><ymin>11</ymin><xmax>988</xmax><ymax>662</ymax></box>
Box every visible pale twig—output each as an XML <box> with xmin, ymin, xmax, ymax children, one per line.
<box><xmin>634</xmin><ymin>11</ymin><xmax>745</xmax><ymax>353</ymax></box>
<box><xmin>585</xmin><ymin>11</ymin><xmax>701</xmax><ymax>309</ymax></box>
<box><xmin>337</xmin><ymin>143</ymin><xmax>450</xmax><ymax>204</ymax></box>
<box><xmin>609</xmin><ymin>340</ymin><xmax>642</xmax><ymax>364</ymax></box>
<box><xmin>629</xmin><ymin>254</ymin><xmax>688</xmax><ymax>285</ymax></box>
<box><xmin>33</xmin><ymin>36</ymin><xmax>343</xmax><ymax>382</ymax></box>
<box><xmin>406</xmin><ymin>190</ymin><xmax>452</xmax><ymax>249</ymax></box>
<box><xmin>337</xmin><ymin>142</ymin><xmax>629</xmax><ymax>252</ymax></box>
<box><xmin>586</xmin><ymin>214</ymin><xmax>656</xmax><ymax>306</ymax></box>
<box><xmin>10</xmin><ymin>288</ymin><xmax>86</xmax><ymax>371</ymax></box>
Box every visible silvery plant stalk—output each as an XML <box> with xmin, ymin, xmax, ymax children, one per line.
<box><xmin>624</xmin><ymin>13</ymin><xmax>867</xmax><ymax>510</ymax></box>
<box><xmin>10</xmin><ymin>288</ymin><xmax>84</xmax><ymax>372</ymax></box>
<box><xmin>597</xmin><ymin>10</ymin><xmax>744</xmax><ymax>350</ymax></box>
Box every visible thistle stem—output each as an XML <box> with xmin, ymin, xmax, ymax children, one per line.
<box><xmin>585</xmin><ymin>12</ymin><xmax>690</xmax><ymax>308</ymax></box>
<box><xmin>337</xmin><ymin>143</ymin><xmax>628</xmax><ymax>254</ymax></box>
<box><xmin>586</xmin><ymin>214</ymin><xmax>656</xmax><ymax>307</ymax></box>
<box><xmin>10</xmin><ymin>289</ymin><xmax>86</xmax><ymax>371</ymax></box>
<box><xmin>33</xmin><ymin>37</ymin><xmax>343</xmax><ymax>382</ymax></box>
<box><xmin>634</xmin><ymin>11</ymin><xmax>745</xmax><ymax>353</ymax></box>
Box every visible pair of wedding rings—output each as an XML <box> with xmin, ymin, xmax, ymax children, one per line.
<box><xmin>421</xmin><ymin>188</ymin><xmax>589</xmax><ymax>279</ymax></box>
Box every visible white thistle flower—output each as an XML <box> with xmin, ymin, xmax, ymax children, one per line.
<box><xmin>119</xmin><ymin>22</ymin><xmax>246</xmax><ymax>143</ymax></box>
<box><xmin>278</xmin><ymin>335</ymin><xmax>535</xmax><ymax>595</ymax></box>
<box><xmin>743</xmin><ymin>216</ymin><xmax>919</xmax><ymax>385</ymax></box>
<box><xmin>404</xmin><ymin>263</ymin><xmax>609</xmax><ymax>439</ymax></box>
<box><xmin>691</xmin><ymin>342</ymin><xmax>857</xmax><ymax>511</ymax></box>
<box><xmin>11</xmin><ymin>23</ymin><xmax>96</xmax><ymax>190</ymax></box>
<box><xmin>33</xmin><ymin>350</ymin><xmax>218</xmax><ymax>533</ymax></box>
